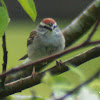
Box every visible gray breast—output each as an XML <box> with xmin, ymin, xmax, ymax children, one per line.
<box><xmin>27</xmin><ymin>29</ymin><xmax>65</xmax><ymax>61</ymax></box>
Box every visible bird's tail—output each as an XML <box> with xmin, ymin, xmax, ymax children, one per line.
<box><xmin>16</xmin><ymin>58</ymin><xmax>33</xmax><ymax>68</ymax></box>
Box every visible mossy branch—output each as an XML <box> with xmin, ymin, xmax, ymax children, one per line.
<box><xmin>63</xmin><ymin>0</ymin><xmax>100</xmax><ymax>47</ymax></box>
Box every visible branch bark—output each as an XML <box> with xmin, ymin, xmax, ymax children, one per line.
<box><xmin>63</xmin><ymin>0</ymin><xmax>100</xmax><ymax>47</ymax></box>
<box><xmin>0</xmin><ymin>33</ymin><xmax>8</xmax><ymax>86</ymax></box>
<box><xmin>0</xmin><ymin>46</ymin><xmax>100</xmax><ymax>98</ymax></box>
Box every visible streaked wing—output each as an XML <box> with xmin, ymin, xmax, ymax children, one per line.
<box><xmin>19</xmin><ymin>30</ymin><xmax>37</xmax><ymax>61</ymax></box>
<box><xmin>27</xmin><ymin>30</ymin><xmax>37</xmax><ymax>46</ymax></box>
<box><xmin>19</xmin><ymin>54</ymin><xmax>28</xmax><ymax>60</ymax></box>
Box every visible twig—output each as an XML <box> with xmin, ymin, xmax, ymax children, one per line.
<box><xmin>84</xmin><ymin>16</ymin><xmax>100</xmax><ymax>43</ymax></box>
<box><xmin>5</xmin><ymin>45</ymin><xmax>100</xmax><ymax>83</ymax></box>
<box><xmin>55</xmin><ymin>70</ymin><xmax>100</xmax><ymax>100</ymax></box>
<box><xmin>45</xmin><ymin>46</ymin><xmax>100</xmax><ymax>75</ymax></box>
<box><xmin>64</xmin><ymin>46</ymin><xmax>100</xmax><ymax>66</ymax></box>
<box><xmin>1</xmin><ymin>33</ymin><xmax>8</xmax><ymax>86</ymax></box>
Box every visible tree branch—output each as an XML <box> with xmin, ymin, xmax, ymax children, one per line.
<box><xmin>63</xmin><ymin>0</ymin><xmax>100</xmax><ymax>47</ymax></box>
<box><xmin>85</xmin><ymin>16</ymin><xmax>100</xmax><ymax>43</ymax></box>
<box><xmin>0</xmin><ymin>46</ymin><xmax>100</xmax><ymax>98</ymax></box>
<box><xmin>0</xmin><ymin>33</ymin><xmax>8</xmax><ymax>86</ymax></box>
<box><xmin>64</xmin><ymin>46</ymin><xmax>100</xmax><ymax>66</ymax></box>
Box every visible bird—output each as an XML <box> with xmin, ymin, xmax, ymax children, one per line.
<box><xmin>19</xmin><ymin>18</ymin><xmax>65</xmax><ymax>74</ymax></box>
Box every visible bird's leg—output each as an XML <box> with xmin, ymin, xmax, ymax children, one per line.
<box><xmin>32</xmin><ymin>66</ymin><xmax>35</xmax><ymax>74</ymax></box>
<box><xmin>32</xmin><ymin>66</ymin><xmax>38</xmax><ymax>76</ymax></box>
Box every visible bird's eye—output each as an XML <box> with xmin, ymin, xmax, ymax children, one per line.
<box><xmin>53</xmin><ymin>25</ymin><xmax>57</xmax><ymax>29</ymax></box>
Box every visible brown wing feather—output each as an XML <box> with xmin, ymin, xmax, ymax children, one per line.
<box><xmin>19</xmin><ymin>30</ymin><xmax>37</xmax><ymax>61</ymax></box>
<box><xmin>27</xmin><ymin>30</ymin><xmax>37</xmax><ymax>46</ymax></box>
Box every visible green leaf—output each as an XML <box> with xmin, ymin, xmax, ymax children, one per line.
<box><xmin>42</xmin><ymin>72</ymin><xmax>74</xmax><ymax>99</ymax></box>
<box><xmin>95</xmin><ymin>0</ymin><xmax>100</xmax><ymax>7</ymax></box>
<box><xmin>18</xmin><ymin>0</ymin><xmax>37</xmax><ymax>22</ymax></box>
<box><xmin>0</xmin><ymin>0</ymin><xmax>8</xmax><ymax>14</ymax></box>
<box><xmin>0</xmin><ymin>7</ymin><xmax>9</xmax><ymax>37</ymax></box>
<box><xmin>42</xmin><ymin>72</ymin><xmax>74</xmax><ymax>92</ymax></box>
<box><xmin>68</xmin><ymin>64</ymin><xmax>86</xmax><ymax>82</ymax></box>
<box><xmin>42</xmin><ymin>72</ymin><xmax>54</xmax><ymax>86</ymax></box>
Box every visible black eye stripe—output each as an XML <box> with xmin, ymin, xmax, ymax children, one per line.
<box><xmin>39</xmin><ymin>25</ymin><xmax>52</xmax><ymax>31</ymax></box>
<box><xmin>39</xmin><ymin>25</ymin><xmax>57</xmax><ymax>31</ymax></box>
<box><xmin>44</xmin><ymin>26</ymin><xmax>52</xmax><ymax>31</ymax></box>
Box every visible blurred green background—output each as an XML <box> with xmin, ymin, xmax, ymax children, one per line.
<box><xmin>0</xmin><ymin>19</ymin><xmax>100</xmax><ymax>99</ymax></box>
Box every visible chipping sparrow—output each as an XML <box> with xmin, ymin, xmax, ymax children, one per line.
<box><xmin>19</xmin><ymin>18</ymin><xmax>65</xmax><ymax>62</ymax></box>
<box><xmin>19</xmin><ymin>18</ymin><xmax>65</xmax><ymax>74</ymax></box>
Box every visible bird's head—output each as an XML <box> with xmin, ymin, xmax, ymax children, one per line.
<box><xmin>39</xmin><ymin>18</ymin><xmax>57</xmax><ymax>31</ymax></box>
